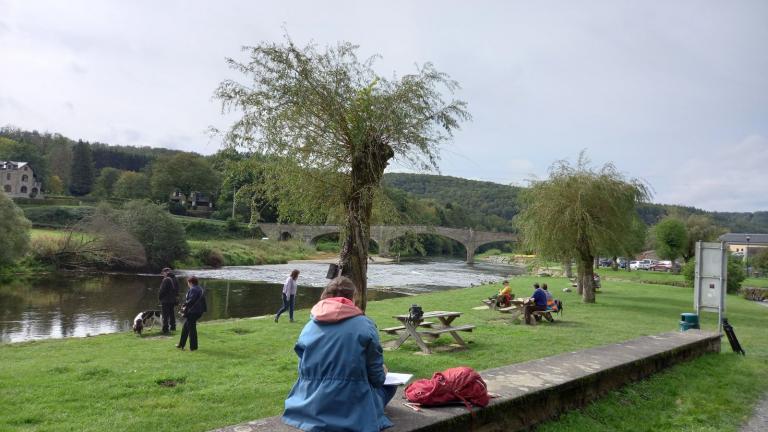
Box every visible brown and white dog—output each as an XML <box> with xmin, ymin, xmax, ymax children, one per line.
<box><xmin>132</xmin><ymin>310</ymin><xmax>161</xmax><ymax>335</ymax></box>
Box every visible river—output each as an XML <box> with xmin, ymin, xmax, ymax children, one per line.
<box><xmin>0</xmin><ymin>258</ymin><xmax>523</xmax><ymax>343</ymax></box>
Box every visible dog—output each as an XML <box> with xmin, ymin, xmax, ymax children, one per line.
<box><xmin>132</xmin><ymin>310</ymin><xmax>161</xmax><ymax>335</ymax></box>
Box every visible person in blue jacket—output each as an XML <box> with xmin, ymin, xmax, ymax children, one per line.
<box><xmin>524</xmin><ymin>282</ymin><xmax>548</xmax><ymax>325</ymax></box>
<box><xmin>282</xmin><ymin>276</ymin><xmax>396</xmax><ymax>432</ymax></box>
<box><xmin>176</xmin><ymin>276</ymin><xmax>207</xmax><ymax>351</ymax></box>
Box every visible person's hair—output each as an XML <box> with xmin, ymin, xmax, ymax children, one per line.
<box><xmin>187</xmin><ymin>276</ymin><xmax>199</xmax><ymax>285</ymax></box>
<box><xmin>290</xmin><ymin>269</ymin><xmax>300</xmax><ymax>279</ymax></box>
<box><xmin>534</xmin><ymin>283</ymin><xmax>540</xmax><ymax>288</ymax></box>
<box><xmin>542</xmin><ymin>283</ymin><xmax>548</xmax><ymax>290</ymax></box>
<box><xmin>321</xmin><ymin>276</ymin><xmax>357</xmax><ymax>300</ymax></box>
<box><xmin>503</xmin><ymin>280</ymin><xmax>509</xmax><ymax>285</ymax></box>
<box><xmin>162</xmin><ymin>267</ymin><xmax>172</xmax><ymax>274</ymax></box>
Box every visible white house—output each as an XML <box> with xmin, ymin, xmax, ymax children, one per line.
<box><xmin>0</xmin><ymin>161</ymin><xmax>43</xmax><ymax>199</ymax></box>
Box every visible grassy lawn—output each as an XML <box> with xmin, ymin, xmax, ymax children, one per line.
<box><xmin>1</xmin><ymin>277</ymin><xmax>766</xmax><ymax>431</ymax></box>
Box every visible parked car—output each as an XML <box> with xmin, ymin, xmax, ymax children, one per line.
<box><xmin>638</xmin><ymin>259</ymin><xmax>656</xmax><ymax>270</ymax></box>
<box><xmin>650</xmin><ymin>260</ymin><xmax>673</xmax><ymax>272</ymax></box>
<box><xmin>629</xmin><ymin>260</ymin><xmax>640</xmax><ymax>270</ymax></box>
<box><xmin>599</xmin><ymin>258</ymin><xmax>613</xmax><ymax>267</ymax></box>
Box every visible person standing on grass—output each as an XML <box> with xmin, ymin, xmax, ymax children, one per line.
<box><xmin>282</xmin><ymin>276</ymin><xmax>396</xmax><ymax>431</ymax></box>
<box><xmin>275</xmin><ymin>269</ymin><xmax>300</xmax><ymax>323</ymax></box>
<box><xmin>158</xmin><ymin>267</ymin><xmax>179</xmax><ymax>334</ymax></box>
<box><xmin>177</xmin><ymin>276</ymin><xmax>206</xmax><ymax>351</ymax></box>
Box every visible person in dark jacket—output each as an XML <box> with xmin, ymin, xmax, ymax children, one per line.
<box><xmin>524</xmin><ymin>283</ymin><xmax>548</xmax><ymax>324</ymax></box>
<box><xmin>282</xmin><ymin>276</ymin><xmax>396</xmax><ymax>431</ymax></box>
<box><xmin>177</xmin><ymin>276</ymin><xmax>207</xmax><ymax>351</ymax></box>
<box><xmin>158</xmin><ymin>267</ymin><xmax>179</xmax><ymax>333</ymax></box>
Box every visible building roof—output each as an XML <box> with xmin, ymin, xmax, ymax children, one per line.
<box><xmin>719</xmin><ymin>233</ymin><xmax>768</xmax><ymax>245</ymax></box>
<box><xmin>0</xmin><ymin>161</ymin><xmax>30</xmax><ymax>169</ymax></box>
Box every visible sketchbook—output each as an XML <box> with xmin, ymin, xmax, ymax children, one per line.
<box><xmin>384</xmin><ymin>372</ymin><xmax>413</xmax><ymax>386</ymax></box>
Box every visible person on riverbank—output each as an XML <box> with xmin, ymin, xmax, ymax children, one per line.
<box><xmin>275</xmin><ymin>269</ymin><xmax>300</xmax><ymax>323</ymax></box>
<box><xmin>282</xmin><ymin>276</ymin><xmax>396</xmax><ymax>432</ymax></box>
<box><xmin>524</xmin><ymin>283</ymin><xmax>548</xmax><ymax>324</ymax></box>
<box><xmin>158</xmin><ymin>267</ymin><xmax>179</xmax><ymax>334</ymax></box>
<box><xmin>177</xmin><ymin>276</ymin><xmax>206</xmax><ymax>351</ymax></box>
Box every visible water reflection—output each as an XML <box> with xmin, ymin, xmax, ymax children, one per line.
<box><xmin>0</xmin><ymin>274</ymin><xmax>403</xmax><ymax>343</ymax></box>
<box><xmin>1</xmin><ymin>259</ymin><xmax>522</xmax><ymax>343</ymax></box>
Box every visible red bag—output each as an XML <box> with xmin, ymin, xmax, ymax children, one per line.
<box><xmin>405</xmin><ymin>366</ymin><xmax>490</xmax><ymax>410</ymax></box>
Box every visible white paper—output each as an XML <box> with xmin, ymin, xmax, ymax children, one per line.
<box><xmin>384</xmin><ymin>372</ymin><xmax>413</xmax><ymax>386</ymax></box>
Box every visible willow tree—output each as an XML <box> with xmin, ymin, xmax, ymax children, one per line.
<box><xmin>516</xmin><ymin>154</ymin><xmax>649</xmax><ymax>303</ymax></box>
<box><xmin>214</xmin><ymin>37</ymin><xmax>469</xmax><ymax>311</ymax></box>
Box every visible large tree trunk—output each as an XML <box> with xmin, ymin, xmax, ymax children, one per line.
<box><xmin>611</xmin><ymin>255</ymin><xmax>619</xmax><ymax>271</ymax></box>
<box><xmin>564</xmin><ymin>259</ymin><xmax>573</xmax><ymax>278</ymax></box>
<box><xmin>338</xmin><ymin>139</ymin><xmax>394</xmax><ymax>312</ymax></box>
<box><xmin>578</xmin><ymin>254</ymin><xmax>596</xmax><ymax>303</ymax></box>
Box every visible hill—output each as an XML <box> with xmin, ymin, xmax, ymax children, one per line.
<box><xmin>383</xmin><ymin>172</ymin><xmax>768</xmax><ymax>233</ymax></box>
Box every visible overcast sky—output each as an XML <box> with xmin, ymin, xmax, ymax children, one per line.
<box><xmin>1</xmin><ymin>1</ymin><xmax>766</xmax><ymax>212</ymax></box>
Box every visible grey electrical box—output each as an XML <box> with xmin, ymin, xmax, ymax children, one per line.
<box><xmin>694</xmin><ymin>241</ymin><xmax>727</xmax><ymax>330</ymax></box>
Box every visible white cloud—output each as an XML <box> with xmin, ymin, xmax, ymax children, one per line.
<box><xmin>656</xmin><ymin>135</ymin><xmax>768</xmax><ymax>212</ymax></box>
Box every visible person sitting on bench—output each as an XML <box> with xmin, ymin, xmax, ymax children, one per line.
<box><xmin>496</xmin><ymin>280</ymin><xmax>513</xmax><ymax>308</ymax></box>
<box><xmin>542</xmin><ymin>284</ymin><xmax>559</xmax><ymax>313</ymax></box>
<box><xmin>524</xmin><ymin>283</ymin><xmax>548</xmax><ymax>324</ymax></box>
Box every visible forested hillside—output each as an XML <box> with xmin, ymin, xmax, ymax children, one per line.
<box><xmin>384</xmin><ymin>172</ymin><xmax>768</xmax><ymax>234</ymax></box>
<box><xmin>3</xmin><ymin>126</ymin><xmax>766</xmax><ymax>234</ymax></box>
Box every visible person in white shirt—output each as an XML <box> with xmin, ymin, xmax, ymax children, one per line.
<box><xmin>275</xmin><ymin>269</ymin><xmax>300</xmax><ymax>323</ymax></box>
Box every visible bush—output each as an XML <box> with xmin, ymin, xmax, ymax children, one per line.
<box><xmin>0</xmin><ymin>192</ymin><xmax>31</xmax><ymax>266</ymax></box>
<box><xmin>195</xmin><ymin>245</ymin><xmax>225</xmax><ymax>268</ymax></box>
<box><xmin>741</xmin><ymin>287</ymin><xmax>768</xmax><ymax>302</ymax></box>
<box><xmin>118</xmin><ymin>200</ymin><xmax>189</xmax><ymax>270</ymax></box>
<box><xmin>682</xmin><ymin>255</ymin><xmax>746</xmax><ymax>294</ymax></box>
<box><xmin>22</xmin><ymin>206</ymin><xmax>93</xmax><ymax>228</ymax></box>
<box><xmin>315</xmin><ymin>240</ymin><xmax>340</xmax><ymax>253</ymax></box>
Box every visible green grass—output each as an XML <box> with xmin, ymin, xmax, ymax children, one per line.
<box><xmin>744</xmin><ymin>277</ymin><xmax>768</xmax><ymax>288</ymax></box>
<box><xmin>179</xmin><ymin>238</ymin><xmax>325</xmax><ymax>268</ymax></box>
<box><xmin>1</xmin><ymin>277</ymin><xmax>766</xmax><ymax>431</ymax></box>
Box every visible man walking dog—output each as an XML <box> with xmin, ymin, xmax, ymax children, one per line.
<box><xmin>158</xmin><ymin>267</ymin><xmax>180</xmax><ymax>334</ymax></box>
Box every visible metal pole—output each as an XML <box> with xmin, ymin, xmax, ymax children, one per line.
<box><xmin>745</xmin><ymin>235</ymin><xmax>750</xmax><ymax>277</ymax></box>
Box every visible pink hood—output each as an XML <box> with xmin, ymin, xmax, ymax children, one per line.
<box><xmin>311</xmin><ymin>297</ymin><xmax>363</xmax><ymax>323</ymax></box>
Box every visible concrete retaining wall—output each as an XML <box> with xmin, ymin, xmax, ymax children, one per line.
<box><xmin>212</xmin><ymin>330</ymin><xmax>720</xmax><ymax>432</ymax></box>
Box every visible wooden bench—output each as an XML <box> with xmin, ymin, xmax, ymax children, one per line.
<box><xmin>381</xmin><ymin>322</ymin><xmax>436</xmax><ymax>335</ymax></box>
<box><xmin>418</xmin><ymin>324</ymin><xmax>476</xmax><ymax>337</ymax></box>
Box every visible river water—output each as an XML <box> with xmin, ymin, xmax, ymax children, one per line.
<box><xmin>0</xmin><ymin>259</ymin><xmax>523</xmax><ymax>343</ymax></box>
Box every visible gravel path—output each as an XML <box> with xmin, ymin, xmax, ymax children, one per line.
<box><xmin>742</xmin><ymin>394</ymin><xmax>768</xmax><ymax>432</ymax></box>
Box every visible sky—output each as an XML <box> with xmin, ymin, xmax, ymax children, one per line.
<box><xmin>1</xmin><ymin>0</ymin><xmax>766</xmax><ymax>212</ymax></box>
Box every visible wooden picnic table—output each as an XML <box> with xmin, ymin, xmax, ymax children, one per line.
<box><xmin>383</xmin><ymin>311</ymin><xmax>475</xmax><ymax>354</ymax></box>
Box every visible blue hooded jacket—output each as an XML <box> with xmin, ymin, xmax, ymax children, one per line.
<box><xmin>282</xmin><ymin>297</ymin><xmax>393</xmax><ymax>432</ymax></box>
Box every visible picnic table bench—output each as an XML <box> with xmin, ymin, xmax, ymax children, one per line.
<box><xmin>483</xmin><ymin>298</ymin><xmax>557</xmax><ymax>325</ymax></box>
<box><xmin>383</xmin><ymin>311</ymin><xmax>475</xmax><ymax>354</ymax></box>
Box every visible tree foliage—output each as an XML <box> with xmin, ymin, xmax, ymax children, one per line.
<box><xmin>114</xmin><ymin>171</ymin><xmax>150</xmax><ymax>199</ymax></box>
<box><xmin>751</xmin><ymin>248</ymin><xmax>768</xmax><ymax>275</ymax></box>
<box><xmin>0</xmin><ymin>191</ymin><xmax>31</xmax><ymax>266</ymax></box>
<box><xmin>69</xmin><ymin>140</ymin><xmax>95</xmax><ymax>196</ymax></box>
<box><xmin>516</xmin><ymin>153</ymin><xmax>649</xmax><ymax>303</ymax></box>
<box><xmin>0</xmin><ymin>137</ymin><xmax>48</xmax><ymax>185</ymax></box>
<box><xmin>150</xmin><ymin>153</ymin><xmax>219</xmax><ymax>200</ymax></box>
<box><xmin>93</xmin><ymin>167</ymin><xmax>123</xmax><ymax>198</ymax></box>
<box><xmin>215</xmin><ymin>36</ymin><xmax>469</xmax><ymax>310</ymax></box>
<box><xmin>682</xmin><ymin>214</ymin><xmax>723</xmax><ymax>262</ymax></box>
<box><xmin>653</xmin><ymin>217</ymin><xmax>688</xmax><ymax>263</ymax></box>
<box><xmin>117</xmin><ymin>200</ymin><xmax>189</xmax><ymax>270</ymax></box>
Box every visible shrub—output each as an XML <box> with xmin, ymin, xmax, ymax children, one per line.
<box><xmin>682</xmin><ymin>255</ymin><xmax>746</xmax><ymax>294</ymax></box>
<box><xmin>118</xmin><ymin>200</ymin><xmax>188</xmax><ymax>270</ymax></box>
<box><xmin>741</xmin><ymin>287</ymin><xmax>768</xmax><ymax>302</ymax></box>
<box><xmin>22</xmin><ymin>206</ymin><xmax>93</xmax><ymax>228</ymax></box>
<box><xmin>0</xmin><ymin>192</ymin><xmax>31</xmax><ymax>266</ymax></box>
<box><xmin>195</xmin><ymin>245</ymin><xmax>225</xmax><ymax>268</ymax></box>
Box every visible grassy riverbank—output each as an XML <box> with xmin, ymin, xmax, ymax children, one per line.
<box><xmin>1</xmin><ymin>277</ymin><xmax>766</xmax><ymax>431</ymax></box>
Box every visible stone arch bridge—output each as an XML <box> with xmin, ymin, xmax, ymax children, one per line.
<box><xmin>258</xmin><ymin>223</ymin><xmax>518</xmax><ymax>263</ymax></box>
